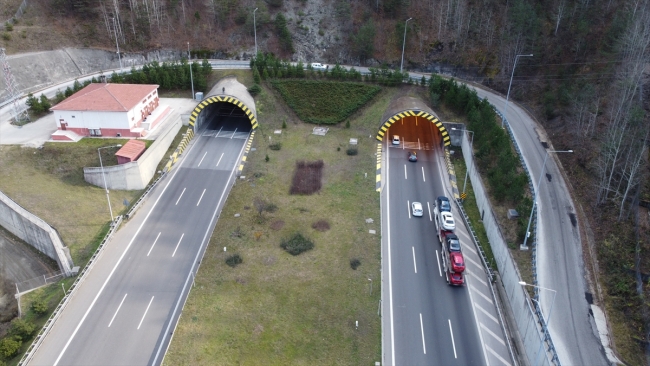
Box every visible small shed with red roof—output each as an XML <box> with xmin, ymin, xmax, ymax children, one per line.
<box><xmin>115</xmin><ymin>140</ymin><xmax>146</xmax><ymax>164</ymax></box>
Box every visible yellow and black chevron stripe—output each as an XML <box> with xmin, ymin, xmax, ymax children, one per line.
<box><xmin>163</xmin><ymin>128</ymin><xmax>195</xmax><ymax>173</ymax></box>
<box><xmin>376</xmin><ymin>110</ymin><xmax>450</xmax><ymax>146</ymax></box>
<box><xmin>376</xmin><ymin>143</ymin><xmax>382</xmax><ymax>192</ymax></box>
<box><xmin>238</xmin><ymin>131</ymin><xmax>256</xmax><ymax>173</ymax></box>
<box><xmin>444</xmin><ymin>148</ymin><xmax>460</xmax><ymax>200</ymax></box>
<box><xmin>188</xmin><ymin>96</ymin><xmax>258</xmax><ymax>130</ymax></box>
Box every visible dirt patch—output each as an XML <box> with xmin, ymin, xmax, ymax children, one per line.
<box><xmin>311</xmin><ymin>219</ymin><xmax>330</xmax><ymax>232</ymax></box>
<box><xmin>290</xmin><ymin>160</ymin><xmax>324</xmax><ymax>195</ymax></box>
<box><xmin>269</xmin><ymin>220</ymin><xmax>285</xmax><ymax>231</ymax></box>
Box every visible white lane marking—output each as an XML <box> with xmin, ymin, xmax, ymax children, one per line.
<box><xmin>418</xmin><ymin>138</ymin><xmax>421</xmax><ymax>149</ymax></box>
<box><xmin>154</xmin><ymin>132</ymin><xmax>252</xmax><ymax>365</ymax></box>
<box><xmin>465</xmin><ymin>255</ymin><xmax>483</xmax><ymax>271</ymax></box>
<box><xmin>472</xmin><ymin>285</ymin><xmax>494</xmax><ymax>304</ymax></box>
<box><xmin>407</xmin><ymin>200</ymin><xmax>411</xmax><ymax>219</ymax></box>
<box><xmin>137</xmin><ymin>296</ymin><xmax>155</xmax><ymax>330</ymax></box>
<box><xmin>216</xmin><ymin>153</ymin><xmax>224</xmax><ymax>167</ymax></box>
<box><xmin>420</xmin><ymin>313</ymin><xmax>427</xmax><ymax>354</ymax></box>
<box><xmin>487</xmin><ymin>345</ymin><xmax>513</xmax><ymax>366</ymax></box>
<box><xmin>412</xmin><ymin>246</ymin><xmax>417</xmax><ymax>273</ymax></box>
<box><xmin>172</xmin><ymin>233</ymin><xmax>185</xmax><ymax>258</ymax></box>
<box><xmin>215</xmin><ymin>126</ymin><xmax>222</xmax><ymax>138</ymax></box>
<box><xmin>449</xmin><ymin>319</ymin><xmax>458</xmax><ymax>358</ymax></box>
<box><xmin>456</xmin><ymin>228</ymin><xmax>472</xmax><ymax>241</ymax></box>
<box><xmin>386</xmin><ymin>142</ymin><xmax>396</xmax><ymax>366</ymax></box>
<box><xmin>475</xmin><ymin>302</ymin><xmax>500</xmax><ymax>324</ymax></box>
<box><xmin>462</xmin><ymin>240</ymin><xmax>478</xmax><ymax>255</ymax></box>
<box><xmin>427</xmin><ymin>202</ymin><xmax>432</xmax><ymax>221</ymax></box>
<box><xmin>436</xmin><ymin>250</ymin><xmax>442</xmax><ymax>277</ymax></box>
<box><xmin>404</xmin><ymin>164</ymin><xmax>407</xmax><ymax>179</ymax></box>
<box><xmin>465</xmin><ymin>269</ymin><xmax>490</xmax><ymax>365</ymax></box>
<box><xmin>147</xmin><ymin>232</ymin><xmax>162</xmax><ymax>257</ymax></box>
<box><xmin>481</xmin><ymin>323</ymin><xmax>506</xmax><ymax>346</ymax></box>
<box><xmin>230</xmin><ymin>128</ymin><xmax>238</xmax><ymax>139</ymax></box>
<box><xmin>53</xmin><ymin>134</ymin><xmax>197</xmax><ymax>366</ymax></box>
<box><xmin>422</xmin><ymin>167</ymin><xmax>426</xmax><ymax>182</ymax></box>
<box><xmin>175</xmin><ymin>188</ymin><xmax>186</xmax><ymax>205</ymax></box>
<box><xmin>107</xmin><ymin>294</ymin><xmax>127</xmax><ymax>327</ymax></box>
<box><xmin>468</xmin><ymin>269</ymin><xmax>489</xmax><ymax>287</ymax></box>
<box><xmin>196</xmin><ymin>188</ymin><xmax>206</xmax><ymax>206</ymax></box>
<box><xmin>197</xmin><ymin>151</ymin><xmax>207</xmax><ymax>167</ymax></box>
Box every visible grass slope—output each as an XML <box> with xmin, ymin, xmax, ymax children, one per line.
<box><xmin>163</xmin><ymin>83</ymin><xmax>396</xmax><ymax>365</ymax></box>
<box><xmin>271</xmin><ymin>80</ymin><xmax>381</xmax><ymax>125</ymax></box>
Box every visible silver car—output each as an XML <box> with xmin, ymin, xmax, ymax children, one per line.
<box><xmin>412</xmin><ymin>202</ymin><xmax>423</xmax><ymax>217</ymax></box>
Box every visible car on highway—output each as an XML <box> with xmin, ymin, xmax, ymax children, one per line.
<box><xmin>412</xmin><ymin>201</ymin><xmax>423</xmax><ymax>217</ymax></box>
<box><xmin>408</xmin><ymin>151</ymin><xmax>417</xmax><ymax>162</ymax></box>
<box><xmin>311</xmin><ymin>62</ymin><xmax>327</xmax><ymax>70</ymax></box>
<box><xmin>392</xmin><ymin>135</ymin><xmax>400</xmax><ymax>145</ymax></box>
<box><xmin>440</xmin><ymin>211</ymin><xmax>456</xmax><ymax>231</ymax></box>
<box><xmin>449</xmin><ymin>251</ymin><xmax>466</xmax><ymax>273</ymax></box>
<box><xmin>445</xmin><ymin>234</ymin><xmax>461</xmax><ymax>252</ymax></box>
<box><xmin>436</xmin><ymin>196</ymin><xmax>451</xmax><ymax>212</ymax></box>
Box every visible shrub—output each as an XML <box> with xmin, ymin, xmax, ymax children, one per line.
<box><xmin>282</xmin><ymin>119</ymin><xmax>287</xmax><ymax>129</ymax></box>
<box><xmin>2</xmin><ymin>32</ymin><xmax>11</xmax><ymax>41</ymax></box>
<box><xmin>225</xmin><ymin>254</ymin><xmax>243</xmax><ymax>267</ymax></box>
<box><xmin>31</xmin><ymin>299</ymin><xmax>48</xmax><ymax>315</ymax></box>
<box><xmin>345</xmin><ymin>120</ymin><xmax>350</xmax><ymax>128</ymax></box>
<box><xmin>0</xmin><ymin>337</ymin><xmax>21</xmax><ymax>360</ymax></box>
<box><xmin>5</xmin><ymin>22</ymin><xmax>13</xmax><ymax>32</ymax></box>
<box><xmin>248</xmin><ymin>84</ymin><xmax>262</xmax><ymax>96</ymax></box>
<box><xmin>265</xmin><ymin>154</ymin><xmax>270</xmax><ymax>162</ymax></box>
<box><xmin>10</xmin><ymin>319</ymin><xmax>35</xmax><ymax>341</ymax></box>
<box><xmin>268</xmin><ymin>142</ymin><xmax>282</xmax><ymax>150</ymax></box>
<box><xmin>346</xmin><ymin>147</ymin><xmax>358</xmax><ymax>156</ymax></box>
<box><xmin>265</xmin><ymin>203</ymin><xmax>278</xmax><ymax>213</ymax></box>
<box><xmin>281</xmin><ymin>233</ymin><xmax>314</xmax><ymax>255</ymax></box>
<box><xmin>350</xmin><ymin>258</ymin><xmax>361</xmax><ymax>270</ymax></box>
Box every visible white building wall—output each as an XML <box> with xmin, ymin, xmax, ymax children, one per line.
<box><xmin>54</xmin><ymin>110</ymin><xmax>130</xmax><ymax>129</ymax></box>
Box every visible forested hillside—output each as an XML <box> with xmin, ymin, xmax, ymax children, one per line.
<box><xmin>1</xmin><ymin>0</ymin><xmax>649</xmax><ymax>363</ymax></box>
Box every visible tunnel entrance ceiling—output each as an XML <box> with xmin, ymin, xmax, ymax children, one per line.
<box><xmin>189</xmin><ymin>76</ymin><xmax>258</xmax><ymax>132</ymax></box>
<box><xmin>189</xmin><ymin>95</ymin><xmax>258</xmax><ymax>131</ymax></box>
<box><xmin>376</xmin><ymin>96</ymin><xmax>450</xmax><ymax>147</ymax></box>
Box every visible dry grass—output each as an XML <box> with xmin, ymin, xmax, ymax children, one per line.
<box><xmin>290</xmin><ymin>160</ymin><xmax>324</xmax><ymax>195</ymax></box>
<box><xmin>163</xmin><ymin>84</ymin><xmax>396</xmax><ymax>365</ymax></box>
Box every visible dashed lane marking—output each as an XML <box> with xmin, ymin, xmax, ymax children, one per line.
<box><xmin>481</xmin><ymin>322</ymin><xmax>506</xmax><ymax>346</ymax></box>
<box><xmin>468</xmin><ymin>269</ymin><xmax>488</xmax><ymax>287</ymax></box>
<box><xmin>475</xmin><ymin>303</ymin><xmax>499</xmax><ymax>324</ymax></box>
<box><xmin>486</xmin><ymin>345</ymin><xmax>513</xmax><ymax>366</ymax></box>
<box><xmin>465</xmin><ymin>255</ymin><xmax>483</xmax><ymax>271</ymax></box>
<box><xmin>471</xmin><ymin>285</ymin><xmax>494</xmax><ymax>304</ymax></box>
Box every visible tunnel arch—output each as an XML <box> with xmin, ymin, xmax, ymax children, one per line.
<box><xmin>189</xmin><ymin>95</ymin><xmax>258</xmax><ymax>130</ymax></box>
<box><xmin>375</xmin><ymin>96</ymin><xmax>450</xmax><ymax>147</ymax></box>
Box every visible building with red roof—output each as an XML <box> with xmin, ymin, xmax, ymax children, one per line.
<box><xmin>50</xmin><ymin>83</ymin><xmax>162</xmax><ymax>140</ymax></box>
<box><xmin>115</xmin><ymin>139</ymin><xmax>146</xmax><ymax>164</ymax></box>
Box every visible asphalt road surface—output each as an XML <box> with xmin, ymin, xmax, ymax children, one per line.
<box><xmin>381</xmin><ymin>117</ymin><xmax>513</xmax><ymax>366</ymax></box>
<box><xmin>28</xmin><ymin>110</ymin><xmax>251</xmax><ymax>365</ymax></box>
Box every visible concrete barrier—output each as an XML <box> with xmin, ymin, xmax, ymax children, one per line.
<box><xmin>84</xmin><ymin>112</ymin><xmax>182</xmax><ymax>190</ymax></box>
<box><xmin>0</xmin><ymin>191</ymin><xmax>74</xmax><ymax>276</ymax></box>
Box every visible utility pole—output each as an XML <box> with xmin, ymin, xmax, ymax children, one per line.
<box><xmin>400</xmin><ymin>17</ymin><xmax>413</xmax><ymax>73</ymax></box>
<box><xmin>253</xmin><ymin>8</ymin><xmax>259</xmax><ymax>56</ymax></box>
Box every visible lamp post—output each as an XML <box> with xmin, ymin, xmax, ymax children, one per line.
<box><xmin>452</xmin><ymin>127</ymin><xmax>474</xmax><ymax>196</ymax></box>
<box><xmin>188</xmin><ymin>42</ymin><xmax>194</xmax><ymax>100</ymax></box>
<box><xmin>98</xmin><ymin>144</ymin><xmax>122</xmax><ymax>222</ymax></box>
<box><xmin>521</xmin><ymin>149</ymin><xmax>573</xmax><ymax>250</ymax></box>
<box><xmin>112</xmin><ymin>17</ymin><xmax>123</xmax><ymax>73</ymax></box>
<box><xmin>253</xmin><ymin>8</ymin><xmax>259</xmax><ymax>57</ymax></box>
<box><xmin>520</xmin><ymin>281</ymin><xmax>557</xmax><ymax>366</ymax></box>
<box><xmin>400</xmin><ymin>17</ymin><xmax>413</xmax><ymax>73</ymax></box>
<box><xmin>502</xmin><ymin>53</ymin><xmax>533</xmax><ymax>128</ymax></box>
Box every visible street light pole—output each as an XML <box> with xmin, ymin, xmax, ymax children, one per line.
<box><xmin>520</xmin><ymin>281</ymin><xmax>557</xmax><ymax>366</ymax></box>
<box><xmin>400</xmin><ymin>17</ymin><xmax>413</xmax><ymax>73</ymax></box>
<box><xmin>188</xmin><ymin>42</ymin><xmax>194</xmax><ymax>100</ymax></box>
<box><xmin>98</xmin><ymin>145</ymin><xmax>122</xmax><ymax>222</ymax></box>
<box><xmin>452</xmin><ymin>127</ymin><xmax>474</xmax><ymax>196</ymax></box>
<box><xmin>521</xmin><ymin>149</ymin><xmax>573</xmax><ymax>250</ymax></box>
<box><xmin>502</xmin><ymin>53</ymin><xmax>533</xmax><ymax>128</ymax></box>
<box><xmin>253</xmin><ymin>8</ymin><xmax>259</xmax><ymax>57</ymax></box>
<box><xmin>112</xmin><ymin>17</ymin><xmax>123</xmax><ymax>73</ymax></box>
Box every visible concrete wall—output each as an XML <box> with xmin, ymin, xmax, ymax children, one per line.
<box><xmin>460</xmin><ymin>132</ymin><xmax>551</xmax><ymax>366</ymax></box>
<box><xmin>84</xmin><ymin>111</ymin><xmax>182</xmax><ymax>190</ymax></box>
<box><xmin>442</xmin><ymin>122</ymin><xmax>465</xmax><ymax>146</ymax></box>
<box><xmin>0</xmin><ymin>191</ymin><xmax>74</xmax><ymax>276</ymax></box>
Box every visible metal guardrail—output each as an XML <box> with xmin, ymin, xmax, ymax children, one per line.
<box><xmin>18</xmin><ymin>215</ymin><xmax>124</xmax><ymax>366</ymax></box>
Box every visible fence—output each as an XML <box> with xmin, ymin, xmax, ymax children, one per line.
<box><xmin>15</xmin><ymin>271</ymin><xmax>65</xmax><ymax>295</ymax></box>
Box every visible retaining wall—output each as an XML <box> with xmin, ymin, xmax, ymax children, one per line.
<box><xmin>0</xmin><ymin>191</ymin><xmax>74</xmax><ymax>276</ymax></box>
<box><xmin>84</xmin><ymin>112</ymin><xmax>182</xmax><ymax>190</ymax></box>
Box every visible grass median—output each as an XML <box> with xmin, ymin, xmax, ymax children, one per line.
<box><xmin>163</xmin><ymin>83</ymin><xmax>396</xmax><ymax>365</ymax></box>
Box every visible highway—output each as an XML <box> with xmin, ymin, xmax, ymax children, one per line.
<box><xmin>28</xmin><ymin>109</ymin><xmax>251</xmax><ymax>365</ymax></box>
<box><xmin>381</xmin><ymin>118</ymin><xmax>512</xmax><ymax>366</ymax></box>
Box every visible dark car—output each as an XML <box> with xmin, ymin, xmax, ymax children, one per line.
<box><xmin>445</xmin><ymin>234</ymin><xmax>461</xmax><ymax>252</ymax></box>
<box><xmin>408</xmin><ymin>151</ymin><xmax>417</xmax><ymax>162</ymax></box>
<box><xmin>436</xmin><ymin>196</ymin><xmax>451</xmax><ymax>212</ymax></box>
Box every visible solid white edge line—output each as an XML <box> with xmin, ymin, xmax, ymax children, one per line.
<box><xmin>404</xmin><ymin>164</ymin><xmax>407</xmax><ymax>179</ymax></box>
<box><xmin>175</xmin><ymin>188</ymin><xmax>186</xmax><ymax>205</ymax></box>
<box><xmin>52</xmin><ymin>133</ymin><xmax>198</xmax><ymax>366</ymax></box>
<box><xmin>107</xmin><ymin>293</ymin><xmax>127</xmax><ymax>328</ymax></box>
<box><xmin>196</xmin><ymin>188</ymin><xmax>206</xmax><ymax>206</ymax></box>
<box><xmin>419</xmin><ymin>313</ymin><xmax>426</xmax><ymax>354</ymax></box>
<box><xmin>154</xmin><ymin>130</ymin><xmax>251</xmax><ymax>366</ymax></box>
<box><xmin>197</xmin><ymin>151</ymin><xmax>207</xmax><ymax>167</ymax></box>
<box><xmin>171</xmin><ymin>233</ymin><xmax>185</xmax><ymax>258</ymax></box>
<box><xmin>427</xmin><ymin>202</ymin><xmax>432</xmax><ymax>221</ymax></box>
<box><xmin>386</xmin><ymin>140</ymin><xmax>396</xmax><ymax>366</ymax></box>
<box><xmin>407</xmin><ymin>200</ymin><xmax>411</xmax><ymax>219</ymax></box>
<box><xmin>412</xmin><ymin>246</ymin><xmax>417</xmax><ymax>273</ymax></box>
<box><xmin>137</xmin><ymin>296</ymin><xmax>154</xmax><ymax>330</ymax></box>
<box><xmin>216</xmin><ymin>152</ymin><xmax>224</xmax><ymax>167</ymax></box>
<box><xmin>464</xmin><ymin>269</ymin><xmax>491</xmax><ymax>365</ymax></box>
<box><xmin>436</xmin><ymin>250</ymin><xmax>442</xmax><ymax>277</ymax></box>
<box><xmin>147</xmin><ymin>232</ymin><xmax>162</xmax><ymax>257</ymax></box>
<box><xmin>422</xmin><ymin>166</ymin><xmax>426</xmax><ymax>182</ymax></box>
<box><xmin>449</xmin><ymin>319</ymin><xmax>457</xmax><ymax>359</ymax></box>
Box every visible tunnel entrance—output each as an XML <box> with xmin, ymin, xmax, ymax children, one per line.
<box><xmin>189</xmin><ymin>95</ymin><xmax>258</xmax><ymax>133</ymax></box>
<box><xmin>376</xmin><ymin>110</ymin><xmax>450</xmax><ymax>147</ymax></box>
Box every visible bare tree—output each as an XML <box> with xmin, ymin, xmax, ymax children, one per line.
<box><xmin>554</xmin><ymin>0</ymin><xmax>565</xmax><ymax>36</ymax></box>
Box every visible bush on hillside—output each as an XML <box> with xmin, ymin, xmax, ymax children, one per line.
<box><xmin>280</xmin><ymin>233</ymin><xmax>314</xmax><ymax>256</ymax></box>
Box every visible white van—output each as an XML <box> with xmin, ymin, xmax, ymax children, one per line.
<box><xmin>311</xmin><ymin>63</ymin><xmax>327</xmax><ymax>71</ymax></box>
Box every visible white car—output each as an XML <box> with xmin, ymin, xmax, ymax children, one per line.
<box><xmin>392</xmin><ymin>135</ymin><xmax>400</xmax><ymax>145</ymax></box>
<box><xmin>311</xmin><ymin>62</ymin><xmax>327</xmax><ymax>71</ymax></box>
<box><xmin>440</xmin><ymin>211</ymin><xmax>456</xmax><ymax>231</ymax></box>
<box><xmin>412</xmin><ymin>202</ymin><xmax>423</xmax><ymax>217</ymax></box>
